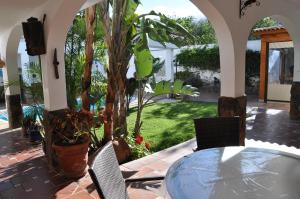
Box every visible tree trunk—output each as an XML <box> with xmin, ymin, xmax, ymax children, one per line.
<box><xmin>81</xmin><ymin>5</ymin><xmax>96</xmax><ymax>111</ymax></box>
<box><xmin>134</xmin><ymin>108</ymin><xmax>142</xmax><ymax>136</ymax></box>
<box><xmin>118</xmin><ymin>73</ymin><xmax>127</xmax><ymax>136</ymax></box>
<box><xmin>113</xmin><ymin>89</ymin><xmax>119</xmax><ymax>134</ymax></box>
<box><xmin>104</xmin><ymin>69</ymin><xmax>115</xmax><ymax>142</ymax></box>
<box><xmin>100</xmin><ymin>0</ymin><xmax>130</xmax><ymax>142</ymax></box>
<box><xmin>134</xmin><ymin>81</ymin><xmax>144</xmax><ymax>136</ymax></box>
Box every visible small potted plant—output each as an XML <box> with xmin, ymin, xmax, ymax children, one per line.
<box><xmin>28</xmin><ymin>118</ymin><xmax>42</xmax><ymax>143</ymax></box>
<box><xmin>52</xmin><ymin>109</ymin><xmax>92</xmax><ymax>178</ymax></box>
<box><xmin>21</xmin><ymin>115</ymin><xmax>33</xmax><ymax>137</ymax></box>
<box><xmin>26</xmin><ymin>107</ymin><xmax>43</xmax><ymax>144</ymax></box>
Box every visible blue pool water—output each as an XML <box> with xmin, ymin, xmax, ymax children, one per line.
<box><xmin>0</xmin><ymin>105</ymin><xmax>45</xmax><ymax>122</ymax></box>
<box><xmin>0</xmin><ymin>98</ymin><xmax>105</xmax><ymax>122</ymax></box>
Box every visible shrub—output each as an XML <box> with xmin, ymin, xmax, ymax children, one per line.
<box><xmin>176</xmin><ymin>47</ymin><xmax>260</xmax><ymax>86</ymax></box>
<box><xmin>175</xmin><ymin>46</ymin><xmax>220</xmax><ymax>71</ymax></box>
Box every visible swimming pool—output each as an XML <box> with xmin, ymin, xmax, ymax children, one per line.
<box><xmin>0</xmin><ymin>105</ymin><xmax>45</xmax><ymax>122</ymax></box>
<box><xmin>0</xmin><ymin>99</ymin><xmax>104</xmax><ymax>122</ymax></box>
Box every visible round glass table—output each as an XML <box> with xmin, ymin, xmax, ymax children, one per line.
<box><xmin>165</xmin><ymin>147</ymin><xmax>300</xmax><ymax>199</ymax></box>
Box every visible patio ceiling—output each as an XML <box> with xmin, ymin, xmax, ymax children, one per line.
<box><xmin>0</xmin><ymin>0</ymin><xmax>101</xmax><ymax>36</ymax></box>
<box><xmin>0</xmin><ymin>0</ymin><xmax>49</xmax><ymax>35</ymax></box>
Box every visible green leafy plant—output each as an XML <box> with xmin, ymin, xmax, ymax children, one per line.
<box><xmin>133</xmin><ymin>58</ymin><xmax>199</xmax><ymax>136</ymax></box>
<box><xmin>98</xmin><ymin>0</ymin><xmax>195</xmax><ymax>141</ymax></box>
<box><xmin>127</xmin><ymin>134</ymin><xmax>151</xmax><ymax>159</ymax></box>
<box><xmin>89</xmin><ymin>110</ymin><xmax>105</xmax><ymax>153</ymax></box>
<box><xmin>52</xmin><ymin>109</ymin><xmax>93</xmax><ymax>145</ymax></box>
<box><xmin>174</xmin><ymin>17</ymin><xmax>217</xmax><ymax>44</ymax></box>
<box><xmin>65</xmin><ymin>8</ymin><xmax>106</xmax><ymax>109</ymax></box>
<box><xmin>176</xmin><ymin>47</ymin><xmax>260</xmax><ymax>88</ymax></box>
<box><xmin>90</xmin><ymin>71</ymin><xmax>107</xmax><ymax>110</ymax></box>
<box><xmin>175</xmin><ymin>46</ymin><xmax>220</xmax><ymax>71</ymax></box>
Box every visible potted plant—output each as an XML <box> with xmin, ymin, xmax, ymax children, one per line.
<box><xmin>26</xmin><ymin>105</ymin><xmax>44</xmax><ymax>144</ymax></box>
<box><xmin>52</xmin><ymin>109</ymin><xmax>92</xmax><ymax>178</ymax></box>
<box><xmin>28</xmin><ymin>118</ymin><xmax>42</xmax><ymax>143</ymax></box>
<box><xmin>21</xmin><ymin>114</ymin><xmax>33</xmax><ymax>137</ymax></box>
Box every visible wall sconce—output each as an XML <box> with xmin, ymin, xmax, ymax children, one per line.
<box><xmin>240</xmin><ymin>0</ymin><xmax>260</xmax><ymax>18</ymax></box>
<box><xmin>0</xmin><ymin>55</ymin><xmax>5</xmax><ymax>68</ymax></box>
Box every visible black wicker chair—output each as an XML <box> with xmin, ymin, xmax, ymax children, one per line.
<box><xmin>88</xmin><ymin>142</ymin><xmax>164</xmax><ymax>199</ymax></box>
<box><xmin>194</xmin><ymin>117</ymin><xmax>241</xmax><ymax>151</ymax></box>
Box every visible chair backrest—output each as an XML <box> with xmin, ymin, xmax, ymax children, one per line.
<box><xmin>194</xmin><ymin>117</ymin><xmax>240</xmax><ymax>150</ymax></box>
<box><xmin>88</xmin><ymin>142</ymin><xmax>130</xmax><ymax>199</ymax></box>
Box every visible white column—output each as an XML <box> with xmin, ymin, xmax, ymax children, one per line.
<box><xmin>40</xmin><ymin>47</ymin><xmax>67</xmax><ymax>111</ymax></box>
<box><xmin>219</xmin><ymin>39</ymin><xmax>246</xmax><ymax>97</ymax></box>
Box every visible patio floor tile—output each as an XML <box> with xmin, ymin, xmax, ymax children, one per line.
<box><xmin>0</xmin><ymin>105</ymin><xmax>299</xmax><ymax>199</ymax></box>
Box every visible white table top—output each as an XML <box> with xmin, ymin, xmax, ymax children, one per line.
<box><xmin>165</xmin><ymin>147</ymin><xmax>300</xmax><ymax>199</ymax></box>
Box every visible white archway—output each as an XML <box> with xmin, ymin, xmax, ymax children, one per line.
<box><xmin>0</xmin><ymin>25</ymin><xmax>23</xmax><ymax>128</ymax></box>
<box><xmin>2</xmin><ymin>25</ymin><xmax>22</xmax><ymax>96</ymax></box>
<box><xmin>36</xmin><ymin>0</ymin><xmax>102</xmax><ymax>111</ymax></box>
<box><xmin>191</xmin><ymin>0</ymin><xmax>246</xmax><ymax>98</ymax></box>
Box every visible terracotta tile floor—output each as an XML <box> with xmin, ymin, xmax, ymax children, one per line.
<box><xmin>0</xmin><ymin>107</ymin><xmax>300</xmax><ymax>199</ymax></box>
<box><xmin>246</xmin><ymin>107</ymin><xmax>300</xmax><ymax>148</ymax></box>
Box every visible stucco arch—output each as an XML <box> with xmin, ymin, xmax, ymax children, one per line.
<box><xmin>238</xmin><ymin>0</ymin><xmax>300</xmax><ymax>83</ymax></box>
<box><xmin>191</xmin><ymin>0</ymin><xmax>243</xmax><ymax>97</ymax></box>
<box><xmin>3</xmin><ymin>25</ymin><xmax>22</xmax><ymax>95</ymax></box>
<box><xmin>245</xmin><ymin>13</ymin><xmax>300</xmax><ymax>83</ymax></box>
<box><xmin>38</xmin><ymin>0</ymin><xmax>102</xmax><ymax>111</ymax></box>
<box><xmin>0</xmin><ymin>24</ymin><xmax>23</xmax><ymax>128</ymax></box>
<box><xmin>272</xmin><ymin>15</ymin><xmax>300</xmax><ymax>82</ymax></box>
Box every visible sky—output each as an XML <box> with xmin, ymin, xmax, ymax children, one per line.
<box><xmin>136</xmin><ymin>0</ymin><xmax>206</xmax><ymax>19</ymax></box>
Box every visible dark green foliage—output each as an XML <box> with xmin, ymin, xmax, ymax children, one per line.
<box><xmin>176</xmin><ymin>47</ymin><xmax>261</xmax><ymax>85</ymax></box>
<box><xmin>90</xmin><ymin>71</ymin><xmax>107</xmax><ymax>108</ymax></box>
<box><xmin>174</xmin><ymin>17</ymin><xmax>217</xmax><ymax>44</ymax></box>
<box><xmin>65</xmin><ymin>8</ymin><xmax>106</xmax><ymax>109</ymax></box>
<box><xmin>245</xmin><ymin>50</ymin><xmax>260</xmax><ymax>86</ymax></box>
<box><xmin>65</xmin><ymin>12</ymin><xmax>86</xmax><ymax>108</ymax></box>
<box><xmin>176</xmin><ymin>46</ymin><xmax>220</xmax><ymax>71</ymax></box>
<box><xmin>174</xmin><ymin>16</ymin><xmax>278</xmax><ymax>43</ymax></box>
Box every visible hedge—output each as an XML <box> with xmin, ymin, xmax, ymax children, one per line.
<box><xmin>175</xmin><ymin>46</ymin><xmax>260</xmax><ymax>82</ymax></box>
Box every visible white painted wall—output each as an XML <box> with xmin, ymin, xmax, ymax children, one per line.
<box><xmin>268</xmin><ymin>84</ymin><xmax>292</xmax><ymax>102</ymax></box>
<box><xmin>127</xmin><ymin>48</ymin><xmax>175</xmax><ymax>82</ymax></box>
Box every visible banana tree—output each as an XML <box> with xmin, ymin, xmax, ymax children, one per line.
<box><xmin>98</xmin><ymin>0</ymin><xmax>195</xmax><ymax>142</ymax></box>
<box><xmin>81</xmin><ymin>5</ymin><xmax>96</xmax><ymax>111</ymax></box>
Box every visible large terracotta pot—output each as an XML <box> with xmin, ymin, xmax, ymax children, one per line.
<box><xmin>53</xmin><ymin>137</ymin><xmax>90</xmax><ymax>178</ymax></box>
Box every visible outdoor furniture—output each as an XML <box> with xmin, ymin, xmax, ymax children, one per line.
<box><xmin>164</xmin><ymin>147</ymin><xmax>300</xmax><ymax>199</ymax></box>
<box><xmin>194</xmin><ymin>117</ymin><xmax>240</xmax><ymax>151</ymax></box>
<box><xmin>88</xmin><ymin>142</ymin><xmax>165</xmax><ymax>199</ymax></box>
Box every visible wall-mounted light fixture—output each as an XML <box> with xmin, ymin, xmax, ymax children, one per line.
<box><xmin>240</xmin><ymin>0</ymin><xmax>260</xmax><ymax>18</ymax></box>
<box><xmin>0</xmin><ymin>54</ymin><xmax>5</xmax><ymax>68</ymax></box>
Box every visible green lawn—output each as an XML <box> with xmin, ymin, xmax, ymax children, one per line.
<box><xmin>127</xmin><ymin>101</ymin><xmax>217</xmax><ymax>152</ymax></box>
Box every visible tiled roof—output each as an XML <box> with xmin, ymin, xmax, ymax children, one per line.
<box><xmin>253</xmin><ymin>26</ymin><xmax>286</xmax><ymax>33</ymax></box>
